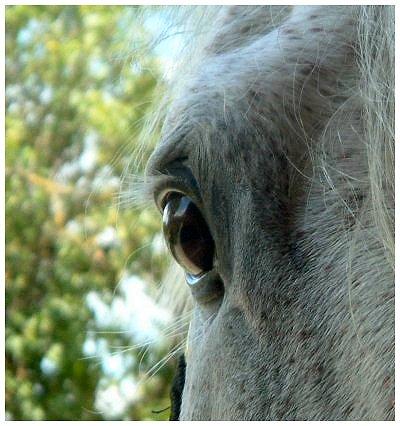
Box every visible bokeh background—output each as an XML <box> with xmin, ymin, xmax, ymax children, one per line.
<box><xmin>5</xmin><ymin>5</ymin><xmax>186</xmax><ymax>420</ymax></box>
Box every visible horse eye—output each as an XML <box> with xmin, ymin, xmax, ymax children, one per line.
<box><xmin>162</xmin><ymin>193</ymin><xmax>215</xmax><ymax>276</ymax></box>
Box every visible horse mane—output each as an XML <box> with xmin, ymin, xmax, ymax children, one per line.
<box><xmin>124</xmin><ymin>6</ymin><xmax>394</xmax><ymax>319</ymax></box>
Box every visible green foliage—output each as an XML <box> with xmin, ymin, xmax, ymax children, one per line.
<box><xmin>6</xmin><ymin>5</ymin><xmax>174</xmax><ymax>420</ymax></box>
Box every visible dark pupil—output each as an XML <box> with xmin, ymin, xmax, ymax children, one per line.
<box><xmin>162</xmin><ymin>193</ymin><xmax>214</xmax><ymax>276</ymax></box>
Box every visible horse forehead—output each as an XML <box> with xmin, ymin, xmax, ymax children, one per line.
<box><xmin>154</xmin><ymin>6</ymin><xmax>356</xmax><ymax>148</ymax></box>
<box><xmin>148</xmin><ymin>4</ymin><xmax>357</xmax><ymax>184</ymax></box>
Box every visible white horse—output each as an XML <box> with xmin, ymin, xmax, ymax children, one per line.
<box><xmin>141</xmin><ymin>6</ymin><xmax>394</xmax><ymax>420</ymax></box>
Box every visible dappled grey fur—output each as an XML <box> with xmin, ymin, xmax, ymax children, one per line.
<box><xmin>145</xmin><ymin>5</ymin><xmax>394</xmax><ymax>420</ymax></box>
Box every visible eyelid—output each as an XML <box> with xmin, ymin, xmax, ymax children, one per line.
<box><xmin>152</xmin><ymin>166</ymin><xmax>201</xmax><ymax>212</ymax></box>
<box><xmin>153</xmin><ymin>177</ymin><xmax>192</xmax><ymax>212</ymax></box>
<box><xmin>156</xmin><ymin>185</ymin><xmax>185</xmax><ymax>211</ymax></box>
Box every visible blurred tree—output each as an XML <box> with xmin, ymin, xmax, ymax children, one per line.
<box><xmin>6</xmin><ymin>5</ymin><xmax>175</xmax><ymax>420</ymax></box>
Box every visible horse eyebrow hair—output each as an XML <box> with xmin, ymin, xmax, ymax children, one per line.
<box><xmin>161</xmin><ymin>158</ymin><xmax>196</xmax><ymax>182</ymax></box>
<box><xmin>117</xmin><ymin>172</ymin><xmax>165</xmax><ymax>210</ymax></box>
<box><xmin>151</xmin><ymin>156</ymin><xmax>190</xmax><ymax>176</ymax></box>
<box><xmin>118</xmin><ymin>160</ymin><xmax>200</xmax><ymax>211</ymax></box>
<box><xmin>118</xmin><ymin>136</ymin><xmax>192</xmax><ymax>211</ymax></box>
<box><xmin>145</xmin><ymin>126</ymin><xmax>193</xmax><ymax>175</ymax></box>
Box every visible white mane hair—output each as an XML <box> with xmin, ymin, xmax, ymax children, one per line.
<box><xmin>124</xmin><ymin>6</ymin><xmax>394</xmax><ymax>420</ymax></box>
